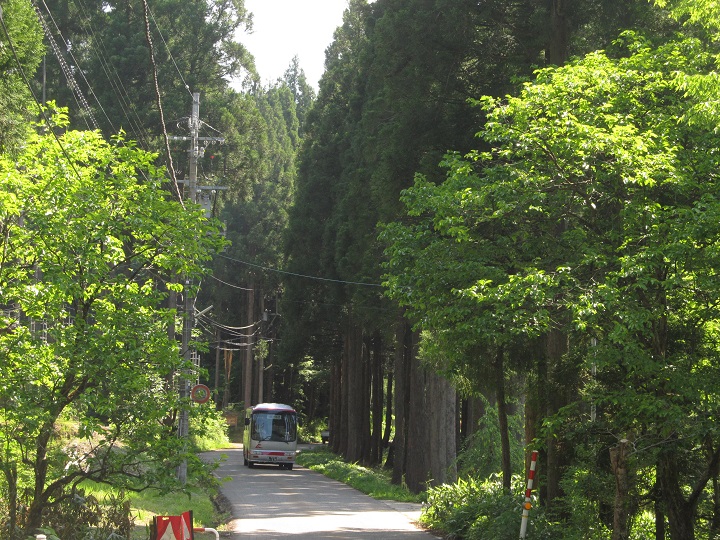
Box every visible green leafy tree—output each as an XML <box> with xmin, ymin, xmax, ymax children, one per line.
<box><xmin>281</xmin><ymin>56</ymin><xmax>315</xmax><ymax>136</ymax></box>
<box><xmin>385</xmin><ymin>31</ymin><xmax>720</xmax><ymax>536</ymax></box>
<box><xmin>200</xmin><ymin>81</ymin><xmax>301</xmax><ymax>407</ymax></box>
<box><xmin>0</xmin><ymin>0</ymin><xmax>44</xmax><ymax>152</ymax></box>
<box><xmin>0</xmin><ymin>111</ymin><xmax>225</xmax><ymax>537</ymax></box>
<box><xmin>38</xmin><ymin>0</ymin><xmax>255</xmax><ymax>139</ymax></box>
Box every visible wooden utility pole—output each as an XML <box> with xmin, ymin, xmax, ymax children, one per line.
<box><xmin>243</xmin><ymin>284</ymin><xmax>254</xmax><ymax>408</ymax></box>
<box><xmin>172</xmin><ymin>92</ymin><xmax>223</xmax><ymax>483</ymax></box>
<box><xmin>174</xmin><ymin>93</ymin><xmax>199</xmax><ymax>484</ymax></box>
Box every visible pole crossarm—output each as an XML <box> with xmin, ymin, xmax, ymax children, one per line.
<box><xmin>169</xmin><ymin>136</ymin><xmax>225</xmax><ymax>143</ymax></box>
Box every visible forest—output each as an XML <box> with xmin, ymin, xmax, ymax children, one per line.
<box><xmin>3</xmin><ymin>0</ymin><xmax>720</xmax><ymax>538</ymax></box>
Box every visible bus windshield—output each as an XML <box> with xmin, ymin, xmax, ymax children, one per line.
<box><xmin>250</xmin><ymin>411</ymin><xmax>297</xmax><ymax>442</ymax></box>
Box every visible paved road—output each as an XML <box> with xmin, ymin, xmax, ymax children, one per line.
<box><xmin>203</xmin><ymin>445</ymin><xmax>439</xmax><ymax>539</ymax></box>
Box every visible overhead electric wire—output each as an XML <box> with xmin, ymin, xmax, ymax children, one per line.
<box><xmin>32</xmin><ymin>1</ymin><xmax>96</xmax><ymax>130</ymax></box>
<box><xmin>208</xmin><ymin>274</ymin><xmax>254</xmax><ymax>291</ymax></box>
<box><xmin>218</xmin><ymin>253</ymin><xmax>384</xmax><ymax>288</ymax></box>
<box><xmin>38</xmin><ymin>0</ymin><xmax>200</xmax><ymax>162</ymax></box>
<box><xmin>69</xmin><ymin>0</ymin><xmax>152</xmax><ymax>147</ymax></box>
<box><xmin>0</xmin><ymin>7</ymin><xmax>83</xmax><ymax>183</ymax></box>
<box><xmin>142</xmin><ymin>0</ymin><xmax>182</xmax><ymax>204</ymax></box>
<box><xmin>196</xmin><ymin>313</ymin><xmax>263</xmax><ymax>334</ymax></box>
<box><xmin>195</xmin><ymin>317</ymin><xmax>262</xmax><ymax>350</ymax></box>
<box><xmin>201</xmin><ymin>120</ymin><xmax>223</xmax><ymax>134</ymax></box>
<box><xmin>146</xmin><ymin>5</ymin><xmax>192</xmax><ymax>97</ymax></box>
<box><xmin>38</xmin><ymin>0</ymin><xmax>113</xmax><ymax>130</ymax></box>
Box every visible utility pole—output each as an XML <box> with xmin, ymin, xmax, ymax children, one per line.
<box><xmin>172</xmin><ymin>92</ymin><xmax>223</xmax><ymax>484</ymax></box>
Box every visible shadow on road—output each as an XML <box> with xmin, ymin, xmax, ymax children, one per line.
<box><xmin>205</xmin><ymin>446</ymin><xmax>438</xmax><ymax>540</ymax></box>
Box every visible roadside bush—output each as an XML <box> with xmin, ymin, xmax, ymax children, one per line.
<box><xmin>190</xmin><ymin>405</ymin><xmax>229</xmax><ymax>452</ymax></box>
<box><xmin>42</xmin><ymin>488</ymin><xmax>133</xmax><ymax>540</ymax></box>
<box><xmin>297</xmin><ymin>417</ymin><xmax>326</xmax><ymax>443</ymax></box>
<box><xmin>420</xmin><ymin>474</ymin><xmax>561</xmax><ymax>540</ymax></box>
<box><xmin>296</xmin><ymin>447</ymin><xmax>422</xmax><ymax>502</ymax></box>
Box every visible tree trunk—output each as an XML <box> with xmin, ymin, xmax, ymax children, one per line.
<box><xmin>1</xmin><ymin>461</ymin><xmax>18</xmax><ymax>536</ymax></box>
<box><xmin>495</xmin><ymin>350</ymin><xmax>512</xmax><ymax>492</ymax></box>
<box><xmin>392</xmin><ymin>315</ymin><xmax>412</xmax><ymax>485</ymax></box>
<box><xmin>655</xmin><ymin>482</ymin><xmax>666</xmax><ymax>540</ymax></box>
<box><xmin>543</xmin><ymin>328</ymin><xmax>568</xmax><ymax>510</ymax></box>
<box><xmin>464</xmin><ymin>396</ymin><xmax>485</xmax><ymax>440</ymax></box>
<box><xmin>338</xmin><ymin>326</ymin><xmax>350</xmax><ymax>457</ymax></box>
<box><xmin>547</xmin><ymin>0</ymin><xmax>569</xmax><ymax>66</ymax></box>
<box><xmin>330</xmin><ymin>359</ymin><xmax>342</xmax><ymax>454</ymax></box>
<box><xmin>360</xmin><ymin>335</ymin><xmax>371</xmax><ymax>463</ymax></box>
<box><xmin>658</xmin><ymin>453</ymin><xmax>696</xmax><ymax>540</ymax></box>
<box><xmin>405</xmin><ymin>349</ymin><xmax>429</xmax><ymax>492</ymax></box>
<box><xmin>222</xmin><ymin>349</ymin><xmax>232</xmax><ymax>410</ymax></box>
<box><xmin>345</xmin><ymin>318</ymin><xmax>364</xmax><ymax>462</ymax></box>
<box><xmin>383</xmin><ymin>366</ymin><xmax>393</xmax><ymax>449</ymax></box>
<box><xmin>392</xmin><ymin>316</ymin><xmax>457</xmax><ymax>492</ymax></box>
<box><xmin>610</xmin><ymin>439</ymin><xmax>630</xmax><ymax>540</ymax></box>
<box><xmin>712</xmin><ymin>474</ymin><xmax>720</xmax><ymax>538</ymax></box>
<box><xmin>427</xmin><ymin>372</ymin><xmax>457</xmax><ymax>487</ymax></box>
<box><xmin>25</xmin><ymin>425</ymin><xmax>54</xmax><ymax>533</ymax></box>
<box><xmin>370</xmin><ymin>332</ymin><xmax>384</xmax><ymax>465</ymax></box>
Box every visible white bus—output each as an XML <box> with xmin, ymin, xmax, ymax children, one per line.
<box><xmin>243</xmin><ymin>403</ymin><xmax>298</xmax><ymax>470</ymax></box>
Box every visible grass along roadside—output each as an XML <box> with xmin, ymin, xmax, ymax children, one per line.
<box><xmin>81</xmin><ymin>481</ymin><xmax>226</xmax><ymax>539</ymax></box>
<box><xmin>296</xmin><ymin>446</ymin><xmax>424</xmax><ymax>503</ymax></box>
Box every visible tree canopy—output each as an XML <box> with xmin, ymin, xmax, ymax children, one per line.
<box><xmin>0</xmin><ymin>109</ymin><xmax>225</xmax><ymax>537</ymax></box>
<box><xmin>0</xmin><ymin>0</ymin><xmax>44</xmax><ymax>152</ymax></box>
<box><xmin>383</xmin><ymin>22</ymin><xmax>720</xmax><ymax>536</ymax></box>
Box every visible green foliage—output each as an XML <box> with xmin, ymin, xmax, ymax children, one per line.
<box><xmin>455</xmin><ymin>396</ymin><xmax>524</xmax><ymax>480</ymax></box>
<box><xmin>296</xmin><ymin>447</ymin><xmax>422</xmax><ymax>503</ymax></box>
<box><xmin>421</xmin><ymin>475</ymin><xmax>551</xmax><ymax>540</ymax></box>
<box><xmin>296</xmin><ymin>416</ymin><xmax>326</xmax><ymax>444</ymax></box>
<box><xmin>0</xmin><ymin>110</ymin><xmax>226</xmax><ymax>536</ymax></box>
<box><xmin>39</xmin><ymin>0</ymin><xmax>255</xmax><ymax>136</ymax></box>
<box><xmin>82</xmin><ymin>481</ymin><xmax>221</xmax><ymax>534</ymax></box>
<box><xmin>384</xmin><ymin>14</ymin><xmax>720</xmax><ymax>534</ymax></box>
<box><xmin>653</xmin><ymin>0</ymin><xmax>720</xmax><ymax>37</ymax></box>
<box><xmin>41</xmin><ymin>488</ymin><xmax>133</xmax><ymax>540</ymax></box>
<box><xmin>189</xmin><ymin>404</ymin><xmax>230</xmax><ymax>452</ymax></box>
<box><xmin>0</xmin><ymin>0</ymin><xmax>44</xmax><ymax>152</ymax></box>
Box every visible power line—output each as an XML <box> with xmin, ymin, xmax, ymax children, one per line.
<box><xmin>218</xmin><ymin>253</ymin><xmax>384</xmax><ymax>288</ymax></box>
<box><xmin>33</xmin><ymin>1</ymin><xmax>97</xmax><ymax>129</ymax></box>
<box><xmin>0</xmin><ymin>6</ymin><xmax>82</xmax><ymax>182</ymax></box>
<box><xmin>69</xmin><ymin>0</ymin><xmax>151</xmax><ymax>146</ymax></box>
<box><xmin>208</xmin><ymin>274</ymin><xmax>254</xmax><ymax>291</ymax></box>
<box><xmin>142</xmin><ymin>0</ymin><xmax>182</xmax><ymax>204</ymax></box>
<box><xmin>198</xmin><ymin>315</ymin><xmax>261</xmax><ymax>332</ymax></box>
<box><xmin>38</xmin><ymin>0</ymin><xmax>113</xmax><ymax>129</ymax></box>
<box><xmin>146</xmin><ymin>4</ymin><xmax>192</xmax><ymax>97</ymax></box>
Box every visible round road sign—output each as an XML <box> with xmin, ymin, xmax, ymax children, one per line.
<box><xmin>191</xmin><ymin>384</ymin><xmax>211</xmax><ymax>404</ymax></box>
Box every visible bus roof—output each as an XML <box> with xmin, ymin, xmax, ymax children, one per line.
<box><xmin>250</xmin><ymin>403</ymin><xmax>296</xmax><ymax>413</ymax></box>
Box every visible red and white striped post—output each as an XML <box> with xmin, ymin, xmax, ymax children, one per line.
<box><xmin>519</xmin><ymin>450</ymin><xmax>539</xmax><ymax>539</ymax></box>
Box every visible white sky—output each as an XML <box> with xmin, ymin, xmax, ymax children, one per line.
<box><xmin>239</xmin><ymin>0</ymin><xmax>350</xmax><ymax>90</ymax></box>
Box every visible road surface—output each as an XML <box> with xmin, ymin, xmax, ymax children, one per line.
<box><xmin>203</xmin><ymin>445</ymin><xmax>440</xmax><ymax>539</ymax></box>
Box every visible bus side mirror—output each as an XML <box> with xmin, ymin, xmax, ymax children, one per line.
<box><xmin>244</xmin><ymin>418</ymin><xmax>250</xmax><ymax>426</ymax></box>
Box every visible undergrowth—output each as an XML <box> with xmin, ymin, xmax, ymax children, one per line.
<box><xmin>296</xmin><ymin>446</ymin><xmax>423</xmax><ymax>503</ymax></box>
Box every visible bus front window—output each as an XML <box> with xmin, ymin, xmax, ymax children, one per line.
<box><xmin>251</xmin><ymin>413</ymin><xmax>297</xmax><ymax>442</ymax></box>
